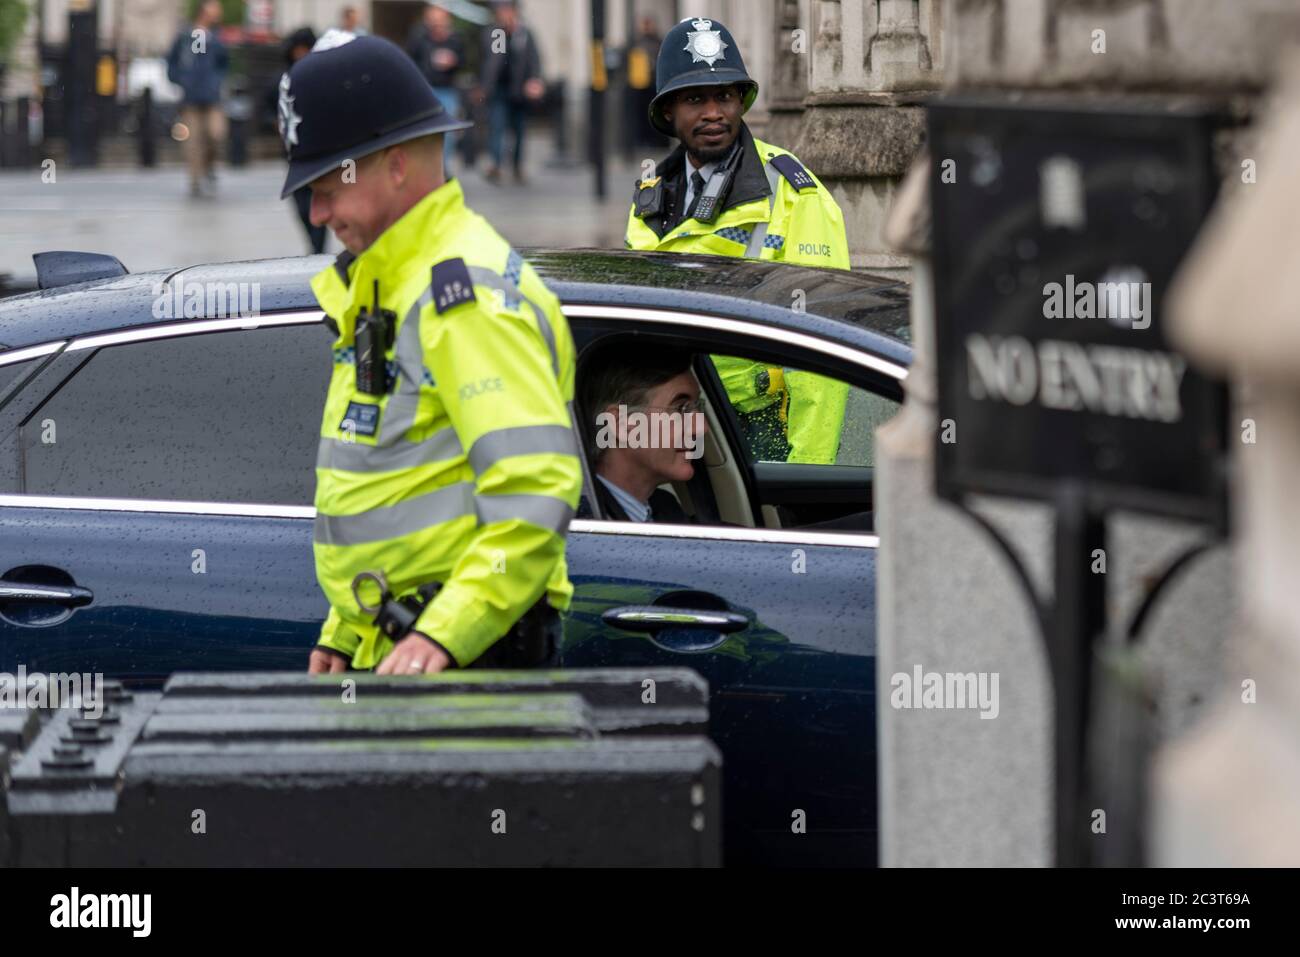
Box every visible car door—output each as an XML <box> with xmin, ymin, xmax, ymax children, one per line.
<box><xmin>0</xmin><ymin>311</ymin><xmax>331</xmax><ymax>683</ymax></box>
<box><xmin>559</xmin><ymin>303</ymin><xmax>906</xmax><ymax>867</ymax></box>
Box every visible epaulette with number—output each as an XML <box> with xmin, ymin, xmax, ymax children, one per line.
<box><xmin>769</xmin><ymin>154</ymin><xmax>818</xmax><ymax>193</ymax></box>
<box><xmin>431</xmin><ymin>258</ymin><xmax>476</xmax><ymax>314</ymax></box>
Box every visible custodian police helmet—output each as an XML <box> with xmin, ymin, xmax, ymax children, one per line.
<box><xmin>648</xmin><ymin>17</ymin><xmax>758</xmax><ymax>137</ymax></box>
<box><xmin>277</xmin><ymin>30</ymin><xmax>472</xmax><ymax>199</ymax></box>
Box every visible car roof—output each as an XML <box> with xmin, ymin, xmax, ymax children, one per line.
<box><xmin>0</xmin><ymin>249</ymin><xmax>912</xmax><ymax>367</ymax></box>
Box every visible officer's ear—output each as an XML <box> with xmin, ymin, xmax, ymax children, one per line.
<box><xmin>381</xmin><ymin>146</ymin><xmax>406</xmax><ymax>186</ymax></box>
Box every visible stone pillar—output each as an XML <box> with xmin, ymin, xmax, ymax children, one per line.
<box><xmin>787</xmin><ymin>0</ymin><xmax>945</xmax><ymax>275</ymax></box>
<box><xmin>1156</xmin><ymin>50</ymin><xmax>1300</xmax><ymax>866</ymax></box>
<box><xmin>876</xmin><ymin>159</ymin><xmax>1054</xmax><ymax>865</ymax></box>
<box><xmin>872</xmin><ymin>0</ymin><xmax>1300</xmax><ymax>866</ymax></box>
<box><xmin>764</xmin><ymin>0</ymin><xmax>809</xmax><ymax>145</ymax></box>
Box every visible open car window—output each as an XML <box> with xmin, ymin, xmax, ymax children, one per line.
<box><xmin>574</xmin><ymin>326</ymin><xmax>901</xmax><ymax>534</ymax></box>
<box><xmin>707</xmin><ymin>354</ymin><xmax>899</xmax><ymax>467</ymax></box>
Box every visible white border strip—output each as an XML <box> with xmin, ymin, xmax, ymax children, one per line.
<box><xmin>561</xmin><ymin>304</ymin><xmax>909</xmax><ymax>382</ymax></box>
<box><xmin>0</xmin><ymin>342</ymin><xmax>65</xmax><ymax>367</ymax></box>
<box><xmin>0</xmin><ymin>494</ymin><xmax>315</xmax><ymax>519</ymax></box>
<box><xmin>68</xmin><ymin>310</ymin><xmax>326</xmax><ymax>351</ymax></box>
<box><xmin>0</xmin><ymin>496</ymin><xmax>877</xmax><ymax>548</ymax></box>
<box><xmin>569</xmin><ymin>518</ymin><xmax>878</xmax><ymax>549</ymax></box>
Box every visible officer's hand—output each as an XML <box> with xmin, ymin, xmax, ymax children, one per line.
<box><xmin>308</xmin><ymin>647</ymin><xmax>349</xmax><ymax>674</ymax></box>
<box><xmin>523</xmin><ymin>78</ymin><xmax>544</xmax><ymax>101</ymax></box>
<box><xmin>375</xmin><ymin>633</ymin><xmax>453</xmax><ymax>675</ymax></box>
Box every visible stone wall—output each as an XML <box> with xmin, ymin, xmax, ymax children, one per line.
<box><xmin>771</xmin><ymin>0</ymin><xmax>945</xmax><ymax>275</ymax></box>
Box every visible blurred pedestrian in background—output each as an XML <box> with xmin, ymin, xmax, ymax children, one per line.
<box><xmin>480</xmin><ymin>0</ymin><xmax>544</xmax><ymax>185</ymax></box>
<box><xmin>625</xmin><ymin>15</ymin><xmax>663</xmax><ymax>150</ymax></box>
<box><xmin>276</xmin><ymin>27</ymin><xmax>327</xmax><ymax>254</ymax></box>
<box><xmin>407</xmin><ymin>3</ymin><xmax>466</xmax><ymax>171</ymax></box>
<box><xmin>166</xmin><ymin>0</ymin><xmax>229</xmax><ymax>199</ymax></box>
<box><xmin>340</xmin><ymin>6</ymin><xmax>369</xmax><ymax>36</ymax></box>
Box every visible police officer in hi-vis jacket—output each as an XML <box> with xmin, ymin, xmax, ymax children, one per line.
<box><xmin>625</xmin><ymin>16</ymin><xmax>852</xmax><ymax>464</ymax></box>
<box><xmin>278</xmin><ymin>31</ymin><xmax>582</xmax><ymax>675</ymax></box>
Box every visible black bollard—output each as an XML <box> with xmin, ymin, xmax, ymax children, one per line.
<box><xmin>138</xmin><ymin>87</ymin><xmax>156</xmax><ymax>168</ymax></box>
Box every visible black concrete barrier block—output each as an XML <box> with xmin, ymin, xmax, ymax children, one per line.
<box><xmin>0</xmin><ymin>709</ymin><xmax>40</xmax><ymax>752</ymax></box>
<box><xmin>163</xmin><ymin>668</ymin><xmax>710</xmax><ymax>735</ymax></box>
<box><xmin>69</xmin><ymin>737</ymin><xmax>720</xmax><ymax>866</ymax></box>
<box><xmin>4</xmin><ymin>670</ymin><xmax>721</xmax><ymax>866</ymax></box>
<box><xmin>141</xmin><ymin>695</ymin><xmax>595</xmax><ymax>742</ymax></box>
<box><xmin>0</xmin><ymin>709</ymin><xmax>39</xmax><ymax>868</ymax></box>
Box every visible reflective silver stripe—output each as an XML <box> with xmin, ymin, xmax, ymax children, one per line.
<box><xmin>475</xmin><ymin>493</ymin><xmax>574</xmax><ymax>535</ymax></box>
<box><xmin>394</xmin><ymin>293</ymin><xmax>431</xmax><ymax>394</ymax></box>
<box><xmin>763</xmin><ymin>159</ymin><xmax>781</xmax><ymax>211</ymax></box>
<box><xmin>314</xmin><ymin>481</ymin><xmax>476</xmax><ymax>546</ymax></box>
<box><xmin>467</xmin><ymin>424</ymin><xmax>579</xmax><ymax>476</ymax></box>
<box><xmin>379</xmin><ymin>392</ymin><xmax>422</xmax><ymax>443</ymax></box>
<box><xmin>467</xmin><ymin>266</ymin><xmax>559</xmax><ymax>377</ymax></box>
<box><xmin>745</xmin><ymin>161</ymin><xmax>783</xmax><ymax>259</ymax></box>
<box><xmin>318</xmin><ymin>426</ymin><xmax>463</xmax><ymax>473</ymax></box>
<box><xmin>387</xmin><ymin>294</ymin><xmax>436</xmax><ymax>441</ymax></box>
<box><xmin>531</xmin><ymin>299</ymin><xmax>560</xmax><ymax>378</ymax></box>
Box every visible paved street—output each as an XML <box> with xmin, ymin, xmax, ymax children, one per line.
<box><xmin>0</xmin><ymin>153</ymin><xmax>640</xmax><ymax>280</ymax></box>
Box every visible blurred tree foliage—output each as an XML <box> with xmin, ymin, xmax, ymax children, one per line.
<box><xmin>186</xmin><ymin>0</ymin><xmax>247</xmax><ymax>27</ymax></box>
<box><xmin>0</xmin><ymin>0</ymin><xmax>29</xmax><ymax>65</ymax></box>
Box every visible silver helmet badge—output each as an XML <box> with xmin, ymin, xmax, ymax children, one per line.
<box><xmin>684</xmin><ymin>18</ymin><xmax>728</xmax><ymax>69</ymax></box>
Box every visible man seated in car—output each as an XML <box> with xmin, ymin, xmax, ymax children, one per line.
<box><xmin>579</xmin><ymin>344</ymin><xmax>706</xmax><ymax>523</ymax></box>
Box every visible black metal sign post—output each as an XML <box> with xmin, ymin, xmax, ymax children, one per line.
<box><xmin>1050</xmin><ymin>484</ymin><xmax>1106</xmax><ymax>866</ymax></box>
<box><xmin>928</xmin><ymin>98</ymin><xmax>1229</xmax><ymax>867</ymax></box>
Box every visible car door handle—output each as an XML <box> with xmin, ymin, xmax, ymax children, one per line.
<box><xmin>0</xmin><ymin>581</ymin><xmax>94</xmax><ymax>607</ymax></box>
<box><xmin>602</xmin><ymin>605</ymin><xmax>750</xmax><ymax>633</ymax></box>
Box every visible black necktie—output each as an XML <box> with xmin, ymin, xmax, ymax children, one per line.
<box><xmin>685</xmin><ymin>171</ymin><xmax>706</xmax><ymax>223</ymax></box>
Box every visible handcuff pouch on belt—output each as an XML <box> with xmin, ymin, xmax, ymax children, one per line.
<box><xmin>351</xmin><ymin>572</ymin><xmax>556</xmax><ymax>668</ymax></box>
<box><xmin>351</xmin><ymin>570</ymin><xmax>441</xmax><ymax>642</ymax></box>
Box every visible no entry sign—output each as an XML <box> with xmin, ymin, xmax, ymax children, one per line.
<box><xmin>928</xmin><ymin>98</ymin><xmax>1228</xmax><ymax>523</ymax></box>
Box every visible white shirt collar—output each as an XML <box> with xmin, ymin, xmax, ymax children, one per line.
<box><xmin>597</xmin><ymin>475</ymin><xmax>652</xmax><ymax>522</ymax></box>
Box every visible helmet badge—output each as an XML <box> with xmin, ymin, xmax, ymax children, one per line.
<box><xmin>277</xmin><ymin>73</ymin><xmax>303</xmax><ymax>151</ymax></box>
<box><xmin>684</xmin><ymin>18</ymin><xmax>728</xmax><ymax>68</ymax></box>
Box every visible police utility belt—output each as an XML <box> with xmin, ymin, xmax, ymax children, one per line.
<box><xmin>351</xmin><ymin>569</ymin><xmax>557</xmax><ymax>669</ymax></box>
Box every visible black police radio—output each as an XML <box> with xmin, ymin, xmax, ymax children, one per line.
<box><xmin>354</xmin><ymin>279</ymin><xmax>396</xmax><ymax>396</ymax></box>
<box><xmin>689</xmin><ymin>145</ymin><xmax>741</xmax><ymax>224</ymax></box>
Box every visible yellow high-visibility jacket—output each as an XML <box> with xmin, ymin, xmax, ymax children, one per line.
<box><xmin>624</xmin><ymin>125</ymin><xmax>851</xmax><ymax>464</ymax></box>
<box><xmin>310</xmin><ymin>178</ymin><xmax>582</xmax><ymax>669</ymax></box>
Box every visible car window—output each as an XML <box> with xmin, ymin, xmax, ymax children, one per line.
<box><xmin>0</xmin><ymin>357</ymin><xmax>39</xmax><ymax>407</ymax></box>
<box><xmin>708</xmin><ymin>354</ymin><xmax>899</xmax><ymax>466</ymax></box>
<box><xmin>20</xmin><ymin>323</ymin><xmax>332</xmax><ymax>505</ymax></box>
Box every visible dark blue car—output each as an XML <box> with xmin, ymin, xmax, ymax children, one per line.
<box><xmin>0</xmin><ymin>249</ymin><xmax>910</xmax><ymax>867</ymax></box>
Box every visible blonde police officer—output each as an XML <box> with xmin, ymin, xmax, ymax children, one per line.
<box><xmin>625</xmin><ymin>16</ymin><xmax>851</xmax><ymax>464</ymax></box>
<box><xmin>279</xmin><ymin>32</ymin><xmax>582</xmax><ymax>674</ymax></box>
